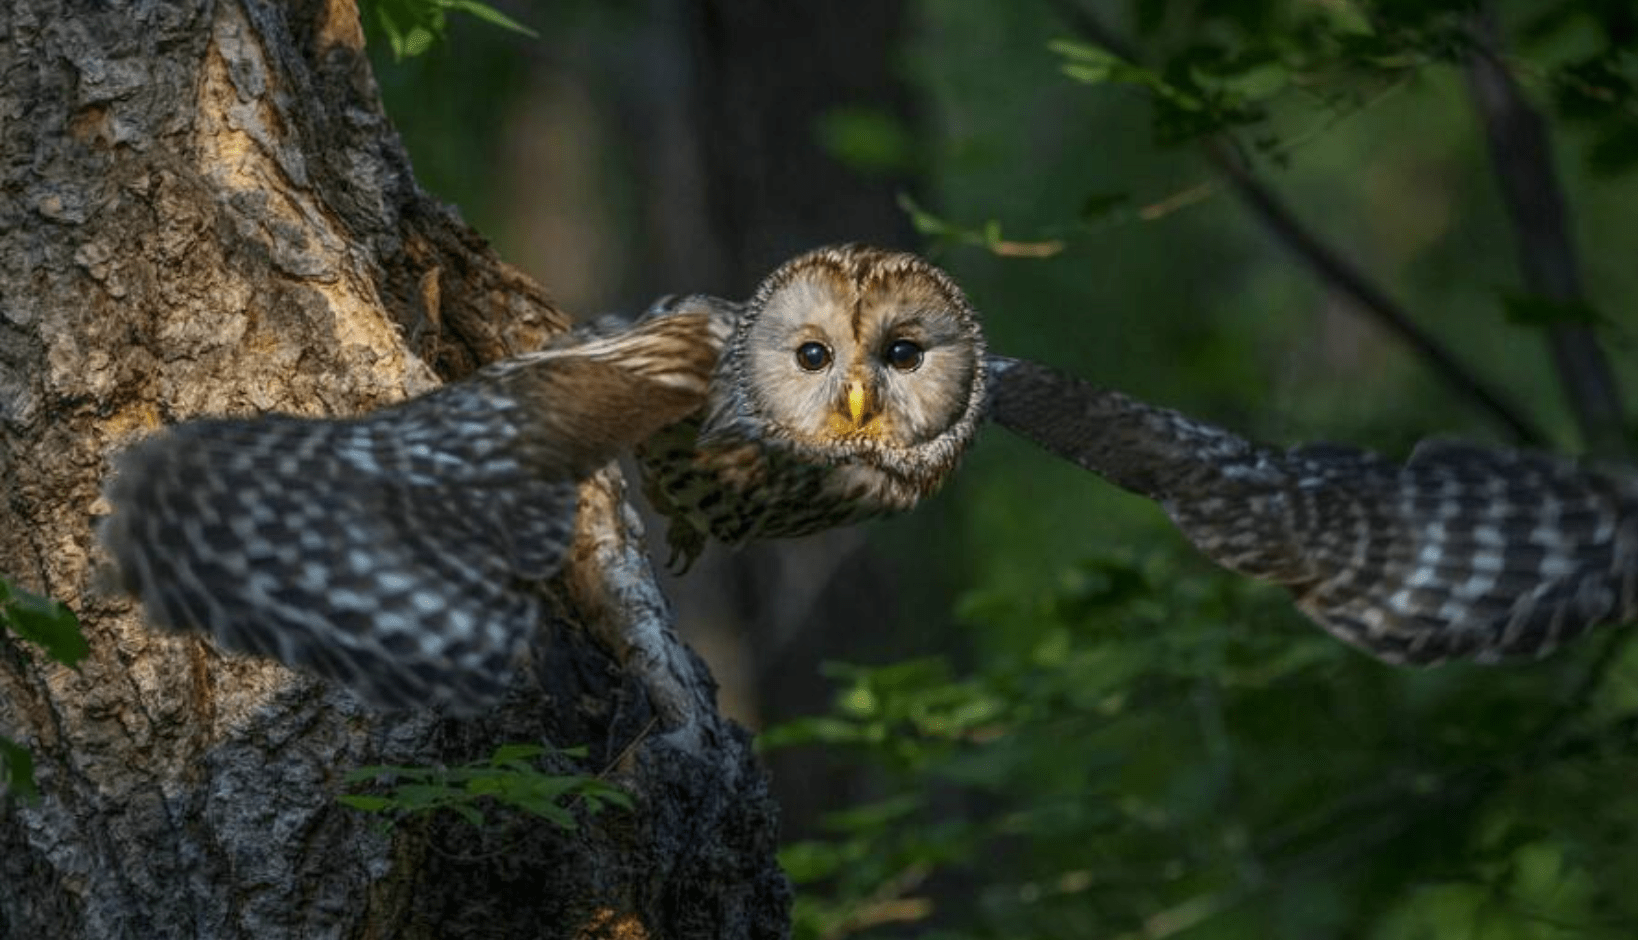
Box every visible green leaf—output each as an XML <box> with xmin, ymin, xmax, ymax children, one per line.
<box><xmin>370</xmin><ymin>0</ymin><xmax>443</xmax><ymax>60</ymax></box>
<box><xmin>528</xmin><ymin>803</ymin><xmax>577</xmax><ymax>830</ymax></box>
<box><xmin>489</xmin><ymin>743</ymin><xmax>546</xmax><ymax>764</ymax></box>
<box><xmin>1049</xmin><ymin>39</ymin><xmax>1203</xmax><ymax>110</ymax></box>
<box><xmin>363</xmin><ymin>0</ymin><xmax>534</xmax><ymax>59</ymax></box>
<box><xmin>337</xmin><ymin>794</ymin><xmax>395</xmax><ymax>813</ymax></box>
<box><xmin>345</xmin><ymin>763</ymin><xmax>434</xmax><ymax>783</ymax></box>
<box><xmin>1049</xmin><ymin>38</ymin><xmax>1124</xmax><ymax>84</ymax></box>
<box><xmin>390</xmin><ymin>782</ymin><xmax>457</xmax><ymax>811</ymax></box>
<box><xmin>464</xmin><ymin>773</ymin><xmax>510</xmax><ymax>797</ymax></box>
<box><xmin>580</xmin><ymin>785</ymin><xmax>633</xmax><ymax>812</ymax></box>
<box><xmin>0</xmin><ymin>736</ymin><xmax>38</xmax><ymax>802</ymax></box>
<box><xmin>0</xmin><ymin>579</ymin><xmax>89</xmax><ymax>667</ymax></box>
<box><xmin>398</xmin><ymin>25</ymin><xmax>437</xmax><ymax>59</ymax></box>
<box><xmin>441</xmin><ymin>0</ymin><xmax>538</xmax><ymax>38</ymax></box>
<box><xmin>341</xmin><ymin>741</ymin><xmax>630</xmax><ymax>833</ymax></box>
<box><xmin>896</xmin><ymin>192</ymin><xmax>962</xmax><ymax>240</ymax></box>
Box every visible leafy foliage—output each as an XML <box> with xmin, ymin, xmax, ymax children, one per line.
<box><xmin>769</xmin><ymin>551</ymin><xmax>1638</xmax><ymax>939</ymax></box>
<box><xmin>1525</xmin><ymin>4</ymin><xmax>1638</xmax><ymax>176</ymax></box>
<box><xmin>0</xmin><ymin>576</ymin><xmax>89</xmax><ymax>803</ymax></box>
<box><xmin>1050</xmin><ymin>5</ymin><xmax>1437</xmax><ymax>152</ymax></box>
<box><xmin>1061</xmin><ymin>0</ymin><xmax>1638</xmax><ymax>161</ymax></box>
<box><xmin>341</xmin><ymin>743</ymin><xmax>633</xmax><ymax>831</ymax></box>
<box><xmin>906</xmin><ymin>0</ymin><xmax>1638</xmax><ymax>261</ymax></box>
<box><xmin>361</xmin><ymin>0</ymin><xmax>536</xmax><ymax>60</ymax></box>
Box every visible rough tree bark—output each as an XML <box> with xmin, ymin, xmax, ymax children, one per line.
<box><xmin>0</xmin><ymin>1</ymin><xmax>788</xmax><ymax>937</ymax></box>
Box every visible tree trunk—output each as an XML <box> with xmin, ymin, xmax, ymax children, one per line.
<box><xmin>0</xmin><ymin>1</ymin><xmax>788</xmax><ymax>937</ymax></box>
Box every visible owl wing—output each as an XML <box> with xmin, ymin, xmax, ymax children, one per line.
<box><xmin>985</xmin><ymin>355</ymin><xmax>1638</xmax><ymax>663</ymax></box>
<box><xmin>100</xmin><ymin>311</ymin><xmax>720</xmax><ymax>711</ymax></box>
<box><xmin>628</xmin><ymin>294</ymin><xmax>755</xmax><ymax>571</ymax></box>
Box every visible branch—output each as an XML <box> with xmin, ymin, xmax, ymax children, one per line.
<box><xmin>1463</xmin><ymin>8</ymin><xmax>1629</xmax><ymax>456</ymax></box>
<box><xmin>1046</xmin><ymin>0</ymin><xmax>1549</xmax><ymax>447</ymax></box>
<box><xmin>1203</xmin><ymin>141</ymin><xmax>1548</xmax><ymax>445</ymax></box>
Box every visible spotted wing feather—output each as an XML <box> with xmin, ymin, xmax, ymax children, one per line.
<box><xmin>101</xmin><ymin>312</ymin><xmax>720</xmax><ymax>711</ymax></box>
<box><xmin>986</xmin><ymin>355</ymin><xmax>1638</xmax><ymax>663</ymax></box>
<box><xmin>1269</xmin><ymin>440</ymin><xmax>1638</xmax><ymax>661</ymax></box>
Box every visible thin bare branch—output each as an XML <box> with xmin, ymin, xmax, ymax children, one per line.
<box><xmin>1048</xmin><ymin>0</ymin><xmax>1549</xmax><ymax>447</ymax></box>
<box><xmin>1204</xmin><ymin>141</ymin><xmax>1548</xmax><ymax>445</ymax></box>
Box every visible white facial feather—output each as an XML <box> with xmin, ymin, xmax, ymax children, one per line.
<box><xmin>738</xmin><ymin>251</ymin><xmax>982</xmax><ymax>451</ymax></box>
<box><xmin>861</xmin><ymin>282</ymin><xmax>979</xmax><ymax>445</ymax></box>
<box><xmin>743</xmin><ymin>274</ymin><xmax>853</xmax><ymax>439</ymax></box>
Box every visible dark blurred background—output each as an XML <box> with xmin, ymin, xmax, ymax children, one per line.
<box><xmin>371</xmin><ymin>1</ymin><xmax>1638</xmax><ymax>936</ymax></box>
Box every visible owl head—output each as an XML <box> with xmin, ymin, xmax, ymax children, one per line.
<box><xmin>704</xmin><ymin>245</ymin><xmax>987</xmax><ymax>486</ymax></box>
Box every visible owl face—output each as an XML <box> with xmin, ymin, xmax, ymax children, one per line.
<box><xmin>720</xmin><ymin>246</ymin><xmax>986</xmax><ymax>474</ymax></box>
<box><xmin>638</xmin><ymin>246</ymin><xmax>988</xmax><ymax>569</ymax></box>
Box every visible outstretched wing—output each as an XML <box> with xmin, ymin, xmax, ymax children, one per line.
<box><xmin>985</xmin><ymin>355</ymin><xmax>1638</xmax><ymax>663</ymax></box>
<box><xmin>100</xmin><ymin>312</ymin><xmax>720</xmax><ymax>711</ymax></box>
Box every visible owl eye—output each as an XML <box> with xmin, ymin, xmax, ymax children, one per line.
<box><xmin>795</xmin><ymin>341</ymin><xmax>832</xmax><ymax>371</ymax></box>
<box><xmin>885</xmin><ymin>339</ymin><xmax>924</xmax><ymax>372</ymax></box>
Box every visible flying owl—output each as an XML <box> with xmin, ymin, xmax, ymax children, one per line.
<box><xmin>984</xmin><ymin>356</ymin><xmax>1638</xmax><ymax>663</ymax></box>
<box><xmin>100</xmin><ymin>244</ymin><xmax>1638</xmax><ymax>713</ymax></box>
<box><xmin>637</xmin><ymin>245</ymin><xmax>988</xmax><ymax>569</ymax></box>
<box><xmin>99</xmin><ymin>311</ymin><xmax>719</xmax><ymax>710</ymax></box>
<box><xmin>100</xmin><ymin>246</ymin><xmax>988</xmax><ymax>710</ymax></box>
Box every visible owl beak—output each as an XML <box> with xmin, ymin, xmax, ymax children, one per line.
<box><xmin>843</xmin><ymin>379</ymin><xmax>879</xmax><ymax>431</ymax></box>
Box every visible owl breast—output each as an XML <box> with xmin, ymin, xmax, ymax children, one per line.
<box><xmin>637</xmin><ymin>413</ymin><xmax>937</xmax><ymax>570</ymax></box>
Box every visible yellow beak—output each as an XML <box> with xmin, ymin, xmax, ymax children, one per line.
<box><xmin>847</xmin><ymin>381</ymin><xmax>868</xmax><ymax>427</ymax></box>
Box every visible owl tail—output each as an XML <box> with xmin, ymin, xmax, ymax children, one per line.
<box><xmin>985</xmin><ymin>355</ymin><xmax>1638</xmax><ymax>664</ymax></box>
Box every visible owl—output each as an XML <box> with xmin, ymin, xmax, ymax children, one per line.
<box><xmin>637</xmin><ymin>245</ymin><xmax>988</xmax><ymax>570</ymax></box>
<box><xmin>99</xmin><ymin>246</ymin><xmax>990</xmax><ymax>712</ymax></box>
<box><xmin>99</xmin><ymin>310</ymin><xmax>720</xmax><ymax>710</ymax></box>
<box><xmin>984</xmin><ymin>356</ymin><xmax>1638</xmax><ymax>663</ymax></box>
<box><xmin>104</xmin><ymin>244</ymin><xmax>1636</xmax><ymax>714</ymax></box>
